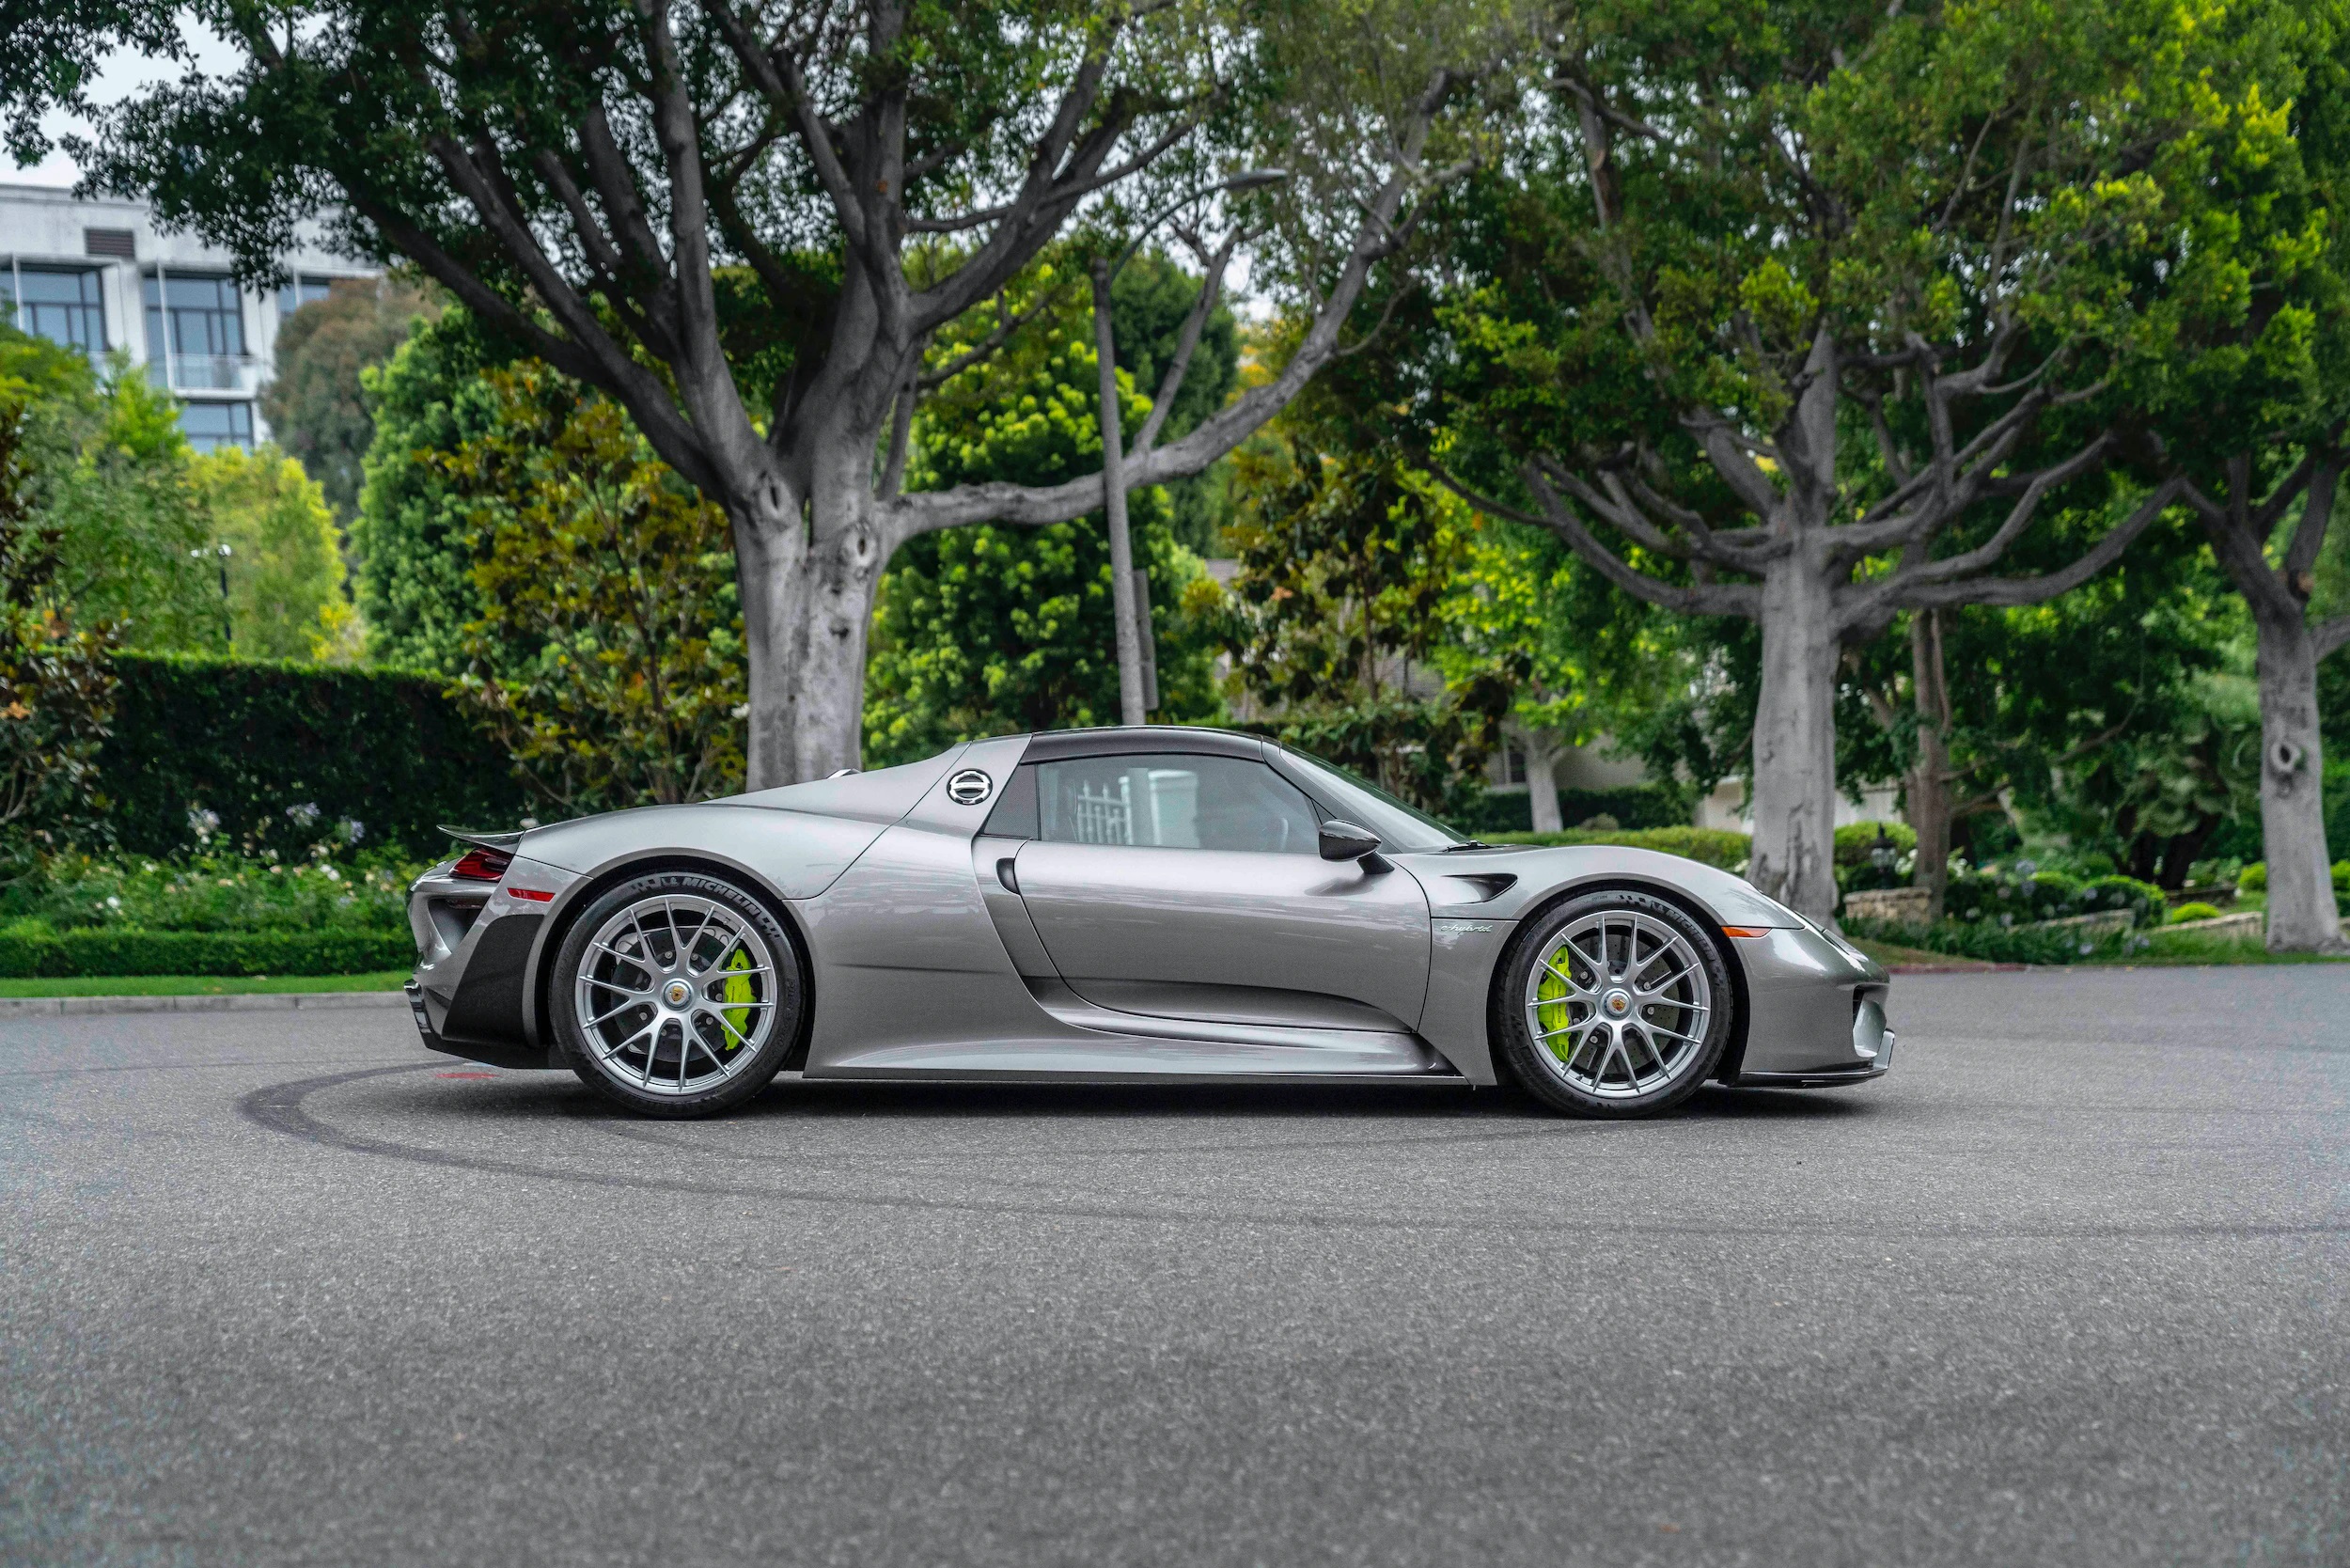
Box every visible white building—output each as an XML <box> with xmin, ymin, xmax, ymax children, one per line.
<box><xmin>1</xmin><ymin>181</ymin><xmax>376</xmax><ymax>451</ymax></box>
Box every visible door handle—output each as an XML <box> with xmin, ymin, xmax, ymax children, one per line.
<box><xmin>996</xmin><ymin>857</ymin><xmax>1020</xmax><ymax>894</ymax></box>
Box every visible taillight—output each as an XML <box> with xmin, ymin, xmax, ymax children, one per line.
<box><xmin>451</xmin><ymin>847</ymin><xmax>512</xmax><ymax>882</ymax></box>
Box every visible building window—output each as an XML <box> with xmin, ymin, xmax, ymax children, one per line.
<box><xmin>275</xmin><ymin>274</ymin><xmax>341</xmax><ymax>318</ymax></box>
<box><xmin>144</xmin><ymin>272</ymin><xmax>247</xmax><ymax>390</ymax></box>
<box><xmin>5</xmin><ymin>265</ymin><xmax>110</xmax><ymax>358</ymax></box>
<box><xmin>178</xmin><ymin>400</ymin><xmax>254</xmax><ymax>453</ymax></box>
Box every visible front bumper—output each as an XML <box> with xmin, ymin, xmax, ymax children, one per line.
<box><xmin>1730</xmin><ymin>923</ymin><xmax>1895</xmax><ymax>1087</ymax></box>
<box><xmin>405</xmin><ymin>855</ymin><xmax>578</xmax><ymax>1070</ymax></box>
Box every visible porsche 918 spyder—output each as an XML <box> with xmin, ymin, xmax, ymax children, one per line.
<box><xmin>405</xmin><ymin>727</ymin><xmax>1892</xmax><ymax>1118</ymax></box>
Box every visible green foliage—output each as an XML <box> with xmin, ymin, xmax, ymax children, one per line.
<box><xmin>866</xmin><ymin>257</ymin><xmax>1222</xmax><ymax>763</ymax></box>
<box><xmin>440</xmin><ymin>364</ymin><xmax>746</xmax><ymax>811</ymax></box>
<box><xmin>0</xmin><ymin>386</ymin><xmax>119</xmax><ymax>875</ymax></box>
<box><xmin>260</xmin><ymin>276</ymin><xmax>440</xmax><ymax>521</ymax></box>
<box><xmin>90</xmin><ymin>651</ymin><xmax>525</xmax><ymax>859</ymax></box>
<box><xmin>37</xmin><ymin>358</ymin><xmax>224</xmax><ymax>651</ymax></box>
<box><xmin>1454</xmin><ymin>782</ymin><xmax>1686</xmax><ymax>836</ymax></box>
<box><xmin>1214</xmin><ymin>379</ymin><xmax>1512</xmax><ymax>814</ymax></box>
<box><xmin>0</xmin><ymin>852</ymin><xmax>415</xmax><ymax>933</ymax></box>
<box><xmin>2167</xmin><ymin>902</ymin><xmax>2227</xmax><ymax>925</ymax></box>
<box><xmin>0</xmin><ymin>921</ymin><xmax>414</xmax><ymax>979</ymax></box>
<box><xmin>1481</xmin><ymin>826</ymin><xmax>1750</xmax><ymax>871</ymax></box>
<box><xmin>352</xmin><ymin>307</ymin><xmax>511</xmax><ymax>673</ymax></box>
<box><xmin>187</xmin><ymin>445</ymin><xmax>362</xmax><ymax>661</ymax></box>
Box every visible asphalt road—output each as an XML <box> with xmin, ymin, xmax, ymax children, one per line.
<box><xmin>3</xmin><ymin>967</ymin><xmax>2345</xmax><ymax>1567</ymax></box>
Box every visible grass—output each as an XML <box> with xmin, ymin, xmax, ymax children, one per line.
<box><xmin>0</xmin><ymin>971</ymin><xmax>410</xmax><ymax>998</ymax></box>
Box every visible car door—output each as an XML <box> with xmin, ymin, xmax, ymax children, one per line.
<box><xmin>1005</xmin><ymin>748</ymin><xmax>1432</xmax><ymax>1033</ymax></box>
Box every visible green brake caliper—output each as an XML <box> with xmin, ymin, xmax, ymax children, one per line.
<box><xmin>1535</xmin><ymin>959</ymin><xmax>1575</xmax><ymax>1062</ymax></box>
<box><xmin>722</xmin><ymin>948</ymin><xmax>754</xmax><ymax>1049</ymax></box>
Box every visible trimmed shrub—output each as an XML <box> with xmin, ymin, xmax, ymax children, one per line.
<box><xmin>93</xmin><ymin>651</ymin><xmax>526</xmax><ymax>857</ymax></box>
<box><xmin>0</xmin><ymin>922</ymin><xmax>415</xmax><ymax>978</ymax></box>
<box><xmin>2237</xmin><ymin>860</ymin><xmax>2350</xmax><ymax>912</ymax></box>
<box><xmin>2166</xmin><ymin>902</ymin><xmax>2225</xmax><ymax>924</ymax></box>
<box><xmin>1483</xmin><ymin>826</ymin><xmax>1749</xmax><ymax>870</ymax></box>
<box><xmin>1943</xmin><ymin>870</ymin><xmax>2164</xmax><ymax>930</ymax></box>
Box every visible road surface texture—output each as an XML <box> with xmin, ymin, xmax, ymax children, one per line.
<box><xmin>3</xmin><ymin>966</ymin><xmax>2344</xmax><ymax>1566</ymax></box>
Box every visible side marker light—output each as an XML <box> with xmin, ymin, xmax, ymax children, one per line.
<box><xmin>507</xmin><ymin>887</ymin><xmax>555</xmax><ymax>902</ymax></box>
<box><xmin>1720</xmin><ymin>925</ymin><xmax>1772</xmax><ymax>939</ymax></box>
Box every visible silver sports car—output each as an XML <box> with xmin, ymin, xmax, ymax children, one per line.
<box><xmin>405</xmin><ymin>727</ymin><xmax>1893</xmax><ymax>1119</ymax></box>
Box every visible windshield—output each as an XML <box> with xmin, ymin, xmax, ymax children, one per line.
<box><xmin>1270</xmin><ymin>744</ymin><xmax>1468</xmax><ymax>853</ymax></box>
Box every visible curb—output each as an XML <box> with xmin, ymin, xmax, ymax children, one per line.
<box><xmin>0</xmin><ymin>991</ymin><xmax>410</xmax><ymax>1020</ymax></box>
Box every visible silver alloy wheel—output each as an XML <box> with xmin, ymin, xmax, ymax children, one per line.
<box><xmin>1523</xmin><ymin>907</ymin><xmax>1713</xmax><ymax>1099</ymax></box>
<box><xmin>573</xmin><ymin>892</ymin><xmax>782</xmax><ymax>1096</ymax></box>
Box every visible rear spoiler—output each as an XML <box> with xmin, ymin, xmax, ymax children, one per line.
<box><xmin>437</xmin><ymin>824</ymin><xmax>526</xmax><ymax>855</ymax></box>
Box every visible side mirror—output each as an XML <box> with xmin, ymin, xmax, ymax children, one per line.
<box><xmin>1318</xmin><ymin>819</ymin><xmax>1382</xmax><ymax>862</ymax></box>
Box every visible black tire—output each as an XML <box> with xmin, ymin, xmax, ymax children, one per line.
<box><xmin>1494</xmin><ymin>889</ymin><xmax>1733</xmax><ymax>1119</ymax></box>
<box><xmin>548</xmin><ymin>870</ymin><xmax>804</xmax><ymax>1119</ymax></box>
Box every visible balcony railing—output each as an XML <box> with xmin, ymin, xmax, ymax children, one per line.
<box><xmin>149</xmin><ymin>353</ymin><xmax>258</xmax><ymax>394</ymax></box>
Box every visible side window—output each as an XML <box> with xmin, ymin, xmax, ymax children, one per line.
<box><xmin>1036</xmin><ymin>754</ymin><xmax>1322</xmax><ymax>854</ymax></box>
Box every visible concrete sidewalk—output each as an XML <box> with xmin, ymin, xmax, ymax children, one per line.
<box><xmin>0</xmin><ymin>989</ymin><xmax>407</xmax><ymax>1020</ymax></box>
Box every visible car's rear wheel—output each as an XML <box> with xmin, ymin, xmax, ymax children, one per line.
<box><xmin>549</xmin><ymin>870</ymin><xmax>802</xmax><ymax>1118</ymax></box>
<box><xmin>1496</xmin><ymin>890</ymin><xmax>1731</xmax><ymax>1118</ymax></box>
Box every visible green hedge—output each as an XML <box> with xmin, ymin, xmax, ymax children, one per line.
<box><xmin>93</xmin><ymin>652</ymin><xmax>527</xmax><ymax>858</ymax></box>
<box><xmin>1455</xmin><ymin>783</ymin><xmax>1689</xmax><ymax>835</ymax></box>
<box><xmin>0</xmin><ymin>924</ymin><xmax>415</xmax><ymax>978</ymax></box>
<box><xmin>1482</xmin><ymin>826</ymin><xmax>1750</xmax><ymax>870</ymax></box>
<box><xmin>1843</xmin><ymin>916</ymin><xmax>2137</xmax><ymax>965</ymax></box>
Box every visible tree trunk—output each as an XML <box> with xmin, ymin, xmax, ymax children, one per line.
<box><xmin>730</xmin><ymin>445</ymin><xmax>891</xmax><ymax>792</ymax></box>
<box><xmin>1747</xmin><ymin>557</ymin><xmax>1842</xmax><ymax>923</ymax></box>
<box><xmin>730</xmin><ymin>485</ymin><xmax>807</xmax><ymax>793</ymax></box>
<box><xmin>1905</xmin><ymin>609</ymin><xmax>1955</xmax><ymax>921</ymax></box>
<box><xmin>1522</xmin><ymin>729</ymin><xmax>1564</xmax><ymax>833</ymax></box>
<box><xmin>2250</xmin><ymin>604</ymin><xmax>2346</xmax><ymax>952</ymax></box>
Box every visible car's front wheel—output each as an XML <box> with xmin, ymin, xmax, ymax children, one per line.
<box><xmin>1495</xmin><ymin>889</ymin><xmax>1732</xmax><ymax>1118</ymax></box>
<box><xmin>548</xmin><ymin>870</ymin><xmax>803</xmax><ymax>1118</ymax></box>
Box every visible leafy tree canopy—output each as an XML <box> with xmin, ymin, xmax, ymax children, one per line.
<box><xmin>441</xmin><ymin>363</ymin><xmax>746</xmax><ymax>812</ymax></box>
<box><xmin>261</xmin><ymin>276</ymin><xmax>441</xmax><ymax>522</ymax></box>
<box><xmin>865</xmin><ymin>253</ymin><xmax>1226</xmax><ymax>762</ymax></box>
<box><xmin>187</xmin><ymin>445</ymin><xmax>363</xmax><ymax>662</ymax></box>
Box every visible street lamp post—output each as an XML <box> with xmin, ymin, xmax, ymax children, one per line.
<box><xmin>193</xmin><ymin>541</ymin><xmax>232</xmax><ymax>650</ymax></box>
<box><xmin>1091</xmin><ymin>168</ymin><xmax>1287</xmax><ymax>726</ymax></box>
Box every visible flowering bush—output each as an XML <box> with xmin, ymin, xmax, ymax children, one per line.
<box><xmin>0</xmin><ymin>850</ymin><xmax>419</xmax><ymax>933</ymax></box>
<box><xmin>1942</xmin><ymin>869</ymin><xmax>2165</xmax><ymax>930</ymax></box>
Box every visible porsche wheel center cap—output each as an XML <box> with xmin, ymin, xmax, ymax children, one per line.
<box><xmin>1602</xmin><ymin>989</ymin><xmax>1633</xmax><ymax>1018</ymax></box>
<box><xmin>663</xmin><ymin>980</ymin><xmax>692</xmax><ymax>1008</ymax></box>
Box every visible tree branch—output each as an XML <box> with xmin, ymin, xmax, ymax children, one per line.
<box><xmin>885</xmin><ymin>69</ymin><xmax>1465</xmax><ymax>539</ymax></box>
<box><xmin>1516</xmin><ymin>464</ymin><xmax>1760</xmax><ymax>616</ymax></box>
<box><xmin>1853</xmin><ymin>475</ymin><xmax>2184</xmax><ymax>623</ymax></box>
<box><xmin>1130</xmin><ymin>230</ymin><xmax>1239</xmax><ymax>455</ymax></box>
<box><xmin>917</xmin><ymin>277</ymin><xmax>1079</xmax><ymax>390</ymax></box>
<box><xmin>2182</xmin><ymin>478</ymin><xmax>2302</xmax><ymax>622</ymax></box>
<box><xmin>2280</xmin><ymin>451</ymin><xmax>2339</xmax><ymax>581</ymax></box>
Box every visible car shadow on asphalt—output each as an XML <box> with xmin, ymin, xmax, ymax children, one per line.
<box><xmin>437</xmin><ymin>1074</ymin><xmax>1880</xmax><ymax>1127</ymax></box>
